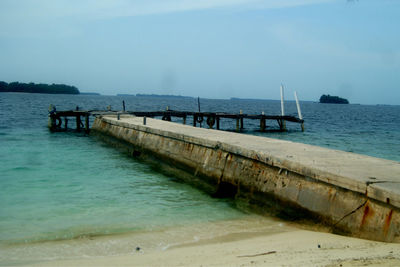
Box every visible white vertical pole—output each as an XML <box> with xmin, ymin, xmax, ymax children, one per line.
<box><xmin>294</xmin><ymin>91</ymin><xmax>303</xmax><ymax>120</ymax></box>
<box><xmin>280</xmin><ymin>84</ymin><xmax>286</xmax><ymax>131</ymax></box>
<box><xmin>294</xmin><ymin>91</ymin><xmax>305</xmax><ymax>131</ymax></box>
<box><xmin>280</xmin><ymin>84</ymin><xmax>285</xmax><ymax>116</ymax></box>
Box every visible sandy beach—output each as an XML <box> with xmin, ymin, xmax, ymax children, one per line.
<box><xmin>22</xmin><ymin>220</ymin><xmax>400</xmax><ymax>267</ymax></box>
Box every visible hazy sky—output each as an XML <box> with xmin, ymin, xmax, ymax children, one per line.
<box><xmin>0</xmin><ymin>0</ymin><xmax>399</xmax><ymax>104</ymax></box>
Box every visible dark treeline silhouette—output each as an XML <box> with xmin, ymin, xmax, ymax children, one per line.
<box><xmin>319</xmin><ymin>94</ymin><xmax>349</xmax><ymax>104</ymax></box>
<box><xmin>0</xmin><ymin>81</ymin><xmax>80</xmax><ymax>94</ymax></box>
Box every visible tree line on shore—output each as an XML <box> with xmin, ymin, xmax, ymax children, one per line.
<box><xmin>0</xmin><ymin>81</ymin><xmax>80</xmax><ymax>94</ymax></box>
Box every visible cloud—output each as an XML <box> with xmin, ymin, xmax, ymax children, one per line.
<box><xmin>0</xmin><ymin>0</ymin><xmax>335</xmax><ymax>22</ymax></box>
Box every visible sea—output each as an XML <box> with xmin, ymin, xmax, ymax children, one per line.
<box><xmin>0</xmin><ymin>92</ymin><xmax>399</xmax><ymax>265</ymax></box>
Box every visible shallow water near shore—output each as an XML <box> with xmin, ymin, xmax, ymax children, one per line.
<box><xmin>0</xmin><ymin>215</ymin><xmax>295</xmax><ymax>266</ymax></box>
<box><xmin>0</xmin><ymin>93</ymin><xmax>399</xmax><ymax>265</ymax></box>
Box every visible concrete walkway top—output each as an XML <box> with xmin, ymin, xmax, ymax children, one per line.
<box><xmin>101</xmin><ymin>115</ymin><xmax>400</xmax><ymax>209</ymax></box>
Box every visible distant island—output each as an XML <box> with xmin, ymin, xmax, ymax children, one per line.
<box><xmin>230</xmin><ymin>97</ymin><xmax>275</xmax><ymax>101</ymax></box>
<box><xmin>132</xmin><ymin>93</ymin><xmax>193</xmax><ymax>99</ymax></box>
<box><xmin>319</xmin><ymin>94</ymin><xmax>349</xmax><ymax>104</ymax></box>
<box><xmin>0</xmin><ymin>81</ymin><xmax>80</xmax><ymax>94</ymax></box>
<box><xmin>80</xmin><ymin>92</ymin><xmax>101</xmax><ymax>95</ymax></box>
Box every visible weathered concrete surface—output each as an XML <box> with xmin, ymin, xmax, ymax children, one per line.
<box><xmin>92</xmin><ymin>115</ymin><xmax>400</xmax><ymax>242</ymax></box>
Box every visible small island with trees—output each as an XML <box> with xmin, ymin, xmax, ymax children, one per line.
<box><xmin>0</xmin><ymin>81</ymin><xmax>80</xmax><ymax>94</ymax></box>
<box><xmin>319</xmin><ymin>94</ymin><xmax>349</xmax><ymax>104</ymax></box>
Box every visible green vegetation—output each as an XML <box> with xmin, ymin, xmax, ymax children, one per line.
<box><xmin>319</xmin><ymin>94</ymin><xmax>349</xmax><ymax>104</ymax></box>
<box><xmin>0</xmin><ymin>81</ymin><xmax>80</xmax><ymax>94</ymax></box>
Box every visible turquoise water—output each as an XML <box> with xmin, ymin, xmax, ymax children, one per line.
<box><xmin>0</xmin><ymin>93</ymin><xmax>399</xmax><ymax>264</ymax></box>
<box><xmin>0</xmin><ymin>128</ymin><xmax>243</xmax><ymax>245</ymax></box>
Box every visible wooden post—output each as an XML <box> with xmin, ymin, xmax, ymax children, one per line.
<box><xmin>260</xmin><ymin>118</ymin><xmax>266</xmax><ymax>132</ymax></box>
<box><xmin>280</xmin><ymin>84</ymin><xmax>285</xmax><ymax>117</ymax></box>
<box><xmin>85</xmin><ymin>113</ymin><xmax>90</xmax><ymax>134</ymax></box>
<box><xmin>122</xmin><ymin>100</ymin><xmax>126</xmax><ymax>112</ymax></box>
<box><xmin>193</xmin><ymin>115</ymin><xmax>197</xmax><ymax>127</ymax></box>
<box><xmin>197</xmin><ymin>97</ymin><xmax>201</xmax><ymax>112</ymax></box>
<box><xmin>239</xmin><ymin>110</ymin><xmax>244</xmax><ymax>129</ymax></box>
<box><xmin>236</xmin><ymin>117</ymin><xmax>240</xmax><ymax>132</ymax></box>
<box><xmin>48</xmin><ymin>104</ymin><xmax>56</xmax><ymax>130</ymax></box>
<box><xmin>278</xmin><ymin>119</ymin><xmax>285</xmax><ymax>132</ymax></box>
<box><xmin>216</xmin><ymin>117</ymin><xmax>220</xmax><ymax>130</ymax></box>
<box><xmin>76</xmin><ymin>115</ymin><xmax>81</xmax><ymax>132</ymax></box>
<box><xmin>197</xmin><ymin>97</ymin><xmax>202</xmax><ymax>128</ymax></box>
<box><xmin>65</xmin><ymin>118</ymin><xmax>68</xmax><ymax>130</ymax></box>
<box><xmin>183</xmin><ymin>115</ymin><xmax>186</xmax><ymax>125</ymax></box>
<box><xmin>48</xmin><ymin>116</ymin><xmax>55</xmax><ymax>130</ymax></box>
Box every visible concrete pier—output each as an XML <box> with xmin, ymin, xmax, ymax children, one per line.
<box><xmin>92</xmin><ymin>115</ymin><xmax>400</xmax><ymax>242</ymax></box>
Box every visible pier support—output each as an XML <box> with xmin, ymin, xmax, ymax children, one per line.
<box><xmin>85</xmin><ymin>114</ymin><xmax>90</xmax><ymax>134</ymax></box>
<box><xmin>260</xmin><ymin>118</ymin><xmax>266</xmax><ymax>132</ymax></box>
<box><xmin>49</xmin><ymin>109</ymin><xmax>304</xmax><ymax>132</ymax></box>
<box><xmin>76</xmin><ymin>115</ymin><xmax>81</xmax><ymax>132</ymax></box>
<box><xmin>239</xmin><ymin>110</ymin><xmax>244</xmax><ymax>130</ymax></box>
<box><xmin>193</xmin><ymin>115</ymin><xmax>197</xmax><ymax>127</ymax></box>
<box><xmin>91</xmin><ymin>115</ymin><xmax>400</xmax><ymax>243</ymax></box>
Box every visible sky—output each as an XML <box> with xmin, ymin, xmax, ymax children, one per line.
<box><xmin>0</xmin><ymin>0</ymin><xmax>399</xmax><ymax>104</ymax></box>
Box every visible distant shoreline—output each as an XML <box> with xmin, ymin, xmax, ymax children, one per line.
<box><xmin>0</xmin><ymin>81</ymin><xmax>80</xmax><ymax>95</ymax></box>
<box><xmin>118</xmin><ymin>93</ymin><xmax>193</xmax><ymax>99</ymax></box>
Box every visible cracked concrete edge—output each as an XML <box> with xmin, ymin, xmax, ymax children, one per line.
<box><xmin>98</xmin><ymin>115</ymin><xmax>400</xmax><ymax>209</ymax></box>
<box><xmin>100</xmin><ymin>116</ymin><xmax>369</xmax><ymax>194</ymax></box>
<box><xmin>368</xmin><ymin>182</ymin><xmax>400</xmax><ymax>208</ymax></box>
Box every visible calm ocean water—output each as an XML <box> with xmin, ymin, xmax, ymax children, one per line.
<box><xmin>0</xmin><ymin>93</ymin><xmax>399</xmax><ymax>264</ymax></box>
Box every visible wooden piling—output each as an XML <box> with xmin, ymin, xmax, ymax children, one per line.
<box><xmin>277</xmin><ymin>119</ymin><xmax>286</xmax><ymax>132</ymax></box>
<box><xmin>49</xmin><ymin>109</ymin><xmax>304</xmax><ymax>133</ymax></box>
<box><xmin>260</xmin><ymin>118</ymin><xmax>266</xmax><ymax>132</ymax></box>
<box><xmin>239</xmin><ymin>110</ymin><xmax>244</xmax><ymax>129</ymax></box>
<box><xmin>85</xmin><ymin>114</ymin><xmax>90</xmax><ymax>133</ymax></box>
<box><xmin>76</xmin><ymin>115</ymin><xmax>81</xmax><ymax>132</ymax></box>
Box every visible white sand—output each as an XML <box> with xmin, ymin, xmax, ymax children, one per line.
<box><xmin>25</xmin><ymin>227</ymin><xmax>400</xmax><ymax>267</ymax></box>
